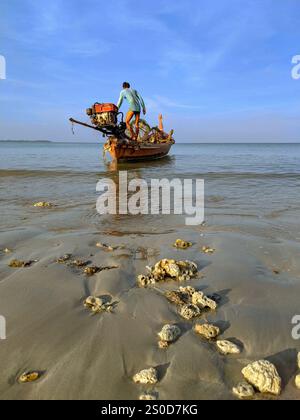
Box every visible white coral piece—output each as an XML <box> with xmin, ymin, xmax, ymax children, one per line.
<box><xmin>216</xmin><ymin>340</ymin><xmax>241</xmax><ymax>355</ymax></box>
<box><xmin>242</xmin><ymin>360</ymin><xmax>281</xmax><ymax>396</ymax></box>
<box><xmin>179</xmin><ymin>304</ymin><xmax>201</xmax><ymax>320</ymax></box>
<box><xmin>133</xmin><ymin>368</ymin><xmax>158</xmax><ymax>385</ymax></box>
<box><xmin>158</xmin><ymin>324</ymin><xmax>181</xmax><ymax>343</ymax></box>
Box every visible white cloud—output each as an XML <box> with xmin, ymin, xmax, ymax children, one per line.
<box><xmin>146</xmin><ymin>95</ymin><xmax>204</xmax><ymax>111</ymax></box>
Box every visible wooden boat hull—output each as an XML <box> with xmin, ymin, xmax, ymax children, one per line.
<box><xmin>108</xmin><ymin>139</ymin><xmax>173</xmax><ymax>162</ymax></box>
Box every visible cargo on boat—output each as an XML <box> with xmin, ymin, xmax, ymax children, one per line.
<box><xmin>70</xmin><ymin>102</ymin><xmax>175</xmax><ymax>162</ymax></box>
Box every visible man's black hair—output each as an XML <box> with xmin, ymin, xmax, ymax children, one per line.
<box><xmin>123</xmin><ymin>82</ymin><xmax>130</xmax><ymax>89</ymax></box>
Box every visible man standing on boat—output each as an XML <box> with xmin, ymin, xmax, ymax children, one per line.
<box><xmin>117</xmin><ymin>82</ymin><xmax>146</xmax><ymax>140</ymax></box>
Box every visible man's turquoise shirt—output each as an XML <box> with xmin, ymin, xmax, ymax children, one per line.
<box><xmin>117</xmin><ymin>88</ymin><xmax>146</xmax><ymax>113</ymax></box>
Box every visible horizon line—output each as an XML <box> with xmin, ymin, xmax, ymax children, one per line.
<box><xmin>1</xmin><ymin>140</ymin><xmax>300</xmax><ymax>144</ymax></box>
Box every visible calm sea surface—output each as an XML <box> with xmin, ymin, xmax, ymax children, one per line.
<box><xmin>1</xmin><ymin>142</ymin><xmax>300</xmax><ymax>237</ymax></box>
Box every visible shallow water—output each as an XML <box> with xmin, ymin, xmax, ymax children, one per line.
<box><xmin>1</xmin><ymin>141</ymin><xmax>300</xmax><ymax>239</ymax></box>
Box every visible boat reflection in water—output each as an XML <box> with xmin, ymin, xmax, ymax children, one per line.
<box><xmin>96</xmin><ymin>155</ymin><xmax>186</xmax><ymax>235</ymax></box>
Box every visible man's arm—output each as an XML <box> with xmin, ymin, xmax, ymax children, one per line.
<box><xmin>136</xmin><ymin>91</ymin><xmax>146</xmax><ymax>114</ymax></box>
<box><xmin>117</xmin><ymin>91</ymin><xmax>124</xmax><ymax>109</ymax></box>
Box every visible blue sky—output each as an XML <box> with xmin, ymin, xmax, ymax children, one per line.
<box><xmin>0</xmin><ymin>0</ymin><xmax>300</xmax><ymax>142</ymax></box>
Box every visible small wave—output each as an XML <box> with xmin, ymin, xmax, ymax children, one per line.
<box><xmin>207</xmin><ymin>195</ymin><xmax>225</xmax><ymax>203</ymax></box>
<box><xmin>1</xmin><ymin>168</ymin><xmax>300</xmax><ymax>180</ymax></box>
<box><xmin>0</xmin><ymin>169</ymin><xmax>107</xmax><ymax>178</ymax></box>
<box><xmin>191</xmin><ymin>171</ymin><xmax>300</xmax><ymax>180</ymax></box>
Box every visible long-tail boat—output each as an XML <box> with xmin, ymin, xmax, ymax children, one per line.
<box><xmin>69</xmin><ymin>102</ymin><xmax>174</xmax><ymax>163</ymax></box>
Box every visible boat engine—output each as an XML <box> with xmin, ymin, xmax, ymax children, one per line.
<box><xmin>86</xmin><ymin>103</ymin><xmax>119</xmax><ymax>128</ymax></box>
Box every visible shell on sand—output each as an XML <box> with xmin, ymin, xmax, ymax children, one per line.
<box><xmin>194</xmin><ymin>323</ymin><xmax>220</xmax><ymax>340</ymax></box>
<box><xmin>158</xmin><ymin>324</ymin><xmax>181</xmax><ymax>343</ymax></box>
<box><xmin>18</xmin><ymin>372</ymin><xmax>40</xmax><ymax>384</ymax></box>
<box><xmin>297</xmin><ymin>352</ymin><xmax>300</xmax><ymax>370</ymax></box>
<box><xmin>216</xmin><ymin>340</ymin><xmax>241</xmax><ymax>355</ymax></box>
<box><xmin>242</xmin><ymin>360</ymin><xmax>281</xmax><ymax>396</ymax></box>
<box><xmin>179</xmin><ymin>304</ymin><xmax>201</xmax><ymax>320</ymax></box>
<box><xmin>133</xmin><ymin>368</ymin><xmax>158</xmax><ymax>385</ymax></box>
<box><xmin>232</xmin><ymin>382</ymin><xmax>255</xmax><ymax>399</ymax></box>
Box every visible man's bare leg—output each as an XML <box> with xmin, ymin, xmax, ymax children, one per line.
<box><xmin>126</xmin><ymin>111</ymin><xmax>135</xmax><ymax>139</ymax></box>
<box><xmin>134</xmin><ymin>113</ymin><xmax>140</xmax><ymax>141</ymax></box>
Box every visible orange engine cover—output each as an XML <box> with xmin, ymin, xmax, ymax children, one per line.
<box><xmin>94</xmin><ymin>103</ymin><xmax>118</xmax><ymax>113</ymax></box>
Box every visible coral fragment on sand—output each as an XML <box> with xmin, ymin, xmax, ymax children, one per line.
<box><xmin>137</xmin><ymin>259</ymin><xmax>198</xmax><ymax>287</ymax></box>
<box><xmin>139</xmin><ymin>392</ymin><xmax>158</xmax><ymax>400</ymax></box>
<box><xmin>242</xmin><ymin>360</ymin><xmax>281</xmax><ymax>396</ymax></box>
<box><xmin>191</xmin><ymin>291</ymin><xmax>217</xmax><ymax>310</ymax></box>
<box><xmin>173</xmin><ymin>239</ymin><xmax>192</xmax><ymax>249</ymax></box>
<box><xmin>201</xmin><ymin>246</ymin><xmax>215</xmax><ymax>254</ymax></box>
<box><xmin>137</xmin><ymin>275</ymin><xmax>156</xmax><ymax>288</ymax></box>
<box><xmin>84</xmin><ymin>296</ymin><xmax>113</xmax><ymax>314</ymax></box>
<box><xmin>216</xmin><ymin>340</ymin><xmax>241</xmax><ymax>355</ymax></box>
<box><xmin>179</xmin><ymin>304</ymin><xmax>201</xmax><ymax>320</ymax></box>
<box><xmin>295</xmin><ymin>374</ymin><xmax>300</xmax><ymax>390</ymax></box>
<box><xmin>9</xmin><ymin>259</ymin><xmax>36</xmax><ymax>268</ymax></box>
<box><xmin>96</xmin><ymin>242</ymin><xmax>115</xmax><ymax>252</ymax></box>
<box><xmin>133</xmin><ymin>368</ymin><xmax>158</xmax><ymax>385</ymax></box>
<box><xmin>18</xmin><ymin>372</ymin><xmax>40</xmax><ymax>384</ymax></box>
<box><xmin>158</xmin><ymin>340</ymin><xmax>169</xmax><ymax>349</ymax></box>
<box><xmin>178</xmin><ymin>286</ymin><xmax>196</xmax><ymax>298</ymax></box>
<box><xmin>33</xmin><ymin>201</ymin><xmax>53</xmax><ymax>208</ymax></box>
<box><xmin>232</xmin><ymin>382</ymin><xmax>255</xmax><ymax>399</ymax></box>
<box><xmin>194</xmin><ymin>323</ymin><xmax>220</xmax><ymax>340</ymax></box>
<box><xmin>71</xmin><ymin>259</ymin><xmax>89</xmax><ymax>267</ymax></box>
<box><xmin>165</xmin><ymin>286</ymin><xmax>218</xmax><ymax>314</ymax></box>
<box><xmin>84</xmin><ymin>266</ymin><xmax>101</xmax><ymax>276</ymax></box>
<box><xmin>165</xmin><ymin>290</ymin><xmax>187</xmax><ymax>306</ymax></box>
<box><xmin>56</xmin><ymin>254</ymin><xmax>72</xmax><ymax>264</ymax></box>
<box><xmin>158</xmin><ymin>324</ymin><xmax>181</xmax><ymax>347</ymax></box>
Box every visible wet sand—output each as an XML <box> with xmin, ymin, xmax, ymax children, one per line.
<box><xmin>1</xmin><ymin>215</ymin><xmax>300</xmax><ymax>400</ymax></box>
